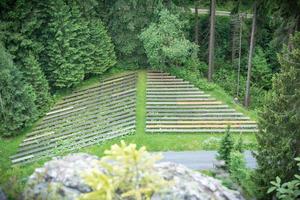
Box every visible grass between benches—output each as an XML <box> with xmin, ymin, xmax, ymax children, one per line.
<box><xmin>0</xmin><ymin>69</ymin><xmax>257</xmax><ymax>199</ymax></box>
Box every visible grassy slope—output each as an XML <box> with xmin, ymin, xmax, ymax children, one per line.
<box><xmin>0</xmin><ymin>69</ymin><xmax>257</xmax><ymax>199</ymax></box>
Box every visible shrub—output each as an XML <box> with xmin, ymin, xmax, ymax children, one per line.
<box><xmin>267</xmin><ymin>157</ymin><xmax>300</xmax><ymax>200</ymax></box>
<box><xmin>80</xmin><ymin>141</ymin><xmax>167</xmax><ymax>200</ymax></box>
<box><xmin>217</xmin><ymin>127</ymin><xmax>234</xmax><ymax>165</ymax></box>
<box><xmin>229</xmin><ymin>151</ymin><xmax>256</xmax><ymax>197</ymax></box>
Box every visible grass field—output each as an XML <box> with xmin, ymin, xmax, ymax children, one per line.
<box><xmin>0</xmin><ymin>69</ymin><xmax>257</xmax><ymax>199</ymax></box>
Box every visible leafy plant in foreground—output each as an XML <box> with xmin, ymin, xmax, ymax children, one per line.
<box><xmin>267</xmin><ymin>157</ymin><xmax>300</xmax><ymax>200</ymax></box>
<box><xmin>80</xmin><ymin>141</ymin><xmax>167</xmax><ymax>200</ymax></box>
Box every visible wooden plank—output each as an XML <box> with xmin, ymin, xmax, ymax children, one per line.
<box><xmin>147</xmin><ymin>98</ymin><xmax>216</xmax><ymax>101</ymax></box>
<box><xmin>28</xmin><ymin>102</ymin><xmax>136</xmax><ymax>137</ymax></box>
<box><xmin>147</xmin><ymin>113</ymin><xmax>244</xmax><ymax>117</ymax></box>
<box><xmin>147</xmin><ymin>94</ymin><xmax>210</xmax><ymax>98</ymax></box>
<box><xmin>146</xmin><ymin>120</ymin><xmax>257</xmax><ymax>124</ymax></box>
<box><xmin>147</xmin><ymin>109</ymin><xmax>236</xmax><ymax>113</ymax></box>
<box><xmin>146</xmin><ymin>116</ymin><xmax>251</xmax><ymax>120</ymax></box>
<box><xmin>13</xmin><ymin>126</ymin><xmax>136</xmax><ymax>165</ymax></box>
<box><xmin>32</xmin><ymin>97</ymin><xmax>136</xmax><ymax>132</ymax></box>
<box><xmin>146</xmin><ymin>129</ymin><xmax>259</xmax><ymax>133</ymax></box>
<box><xmin>146</xmin><ymin>105</ymin><xmax>229</xmax><ymax>109</ymax></box>
<box><xmin>12</xmin><ymin>120</ymin><xmax>137</xmax><ymax>159</ymax></box>
<box><xmin>146</xmin><ymin>124</ymin><xmax>258</xmax><ymax>128</ymax></box>
<box><xmin>147</xmin><ymin>101</ymin><xmax>222</xmax><ymax>105</ymax></box>
<box><xmin>52</xmin><ymin>89</ymin><xmax>136</xmax><ymax>113</ymax></box>
<box><xmin>19</xmin><ymin>115</ymin><xmax>136</xmax><ymax>150</ymax></box>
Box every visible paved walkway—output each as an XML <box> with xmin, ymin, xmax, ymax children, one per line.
<box><xmin>158</xmin><ymin>150</ymin><xmax>256</xmax><ymax>170</ymax></box>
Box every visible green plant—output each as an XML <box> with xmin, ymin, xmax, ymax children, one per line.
<box><xmin>235</xmin><ymin>134</ymin><xmax>244</xmax><ymax>153</ymax></box>
<box><xmin>229</xmin><ymin>151</ymin><xmax>256</xmax><ymax>197</ymax></box>
<box><xmin>267</xmin><ymin>157</ymin><xmax>300</xmax><ymax>200</ymax></box>
<box><xmin>80</xmin><ymin>141</ymin><xmax>167</xmax><ymax>200</ymax></box>
<box><xmin>140</xmin><ymin>9</ymin><xmax>198</xmax><ymax>70</ymax></box>
<box><xmin>255</xmin><ymin>32</ymin><xmax>300</xmax><ymax>198</ymax></box>
<box><xmin>217</xmin><ymin>126</ymin><xmax>234</xmax><ymax>165</ymax></box>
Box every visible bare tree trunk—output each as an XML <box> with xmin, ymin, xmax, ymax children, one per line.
<box><xmin>208</xmin><ymin>0</ymin><xmax>216</xmax><ymax>82</ymax></box>
<box><xmin>195</xmin><ymin>0</ymin><xmax>199</xmax><ymax>45</ymax></box>
<box><xmin>244</xmin><ymin>2</ymin><xmax>257</xmax><ymax>107</ymax></box>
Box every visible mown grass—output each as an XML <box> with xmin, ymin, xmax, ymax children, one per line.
<box><xmin>0</xmin><ymin>69</ymin><xmax>257</xmax><ymax>199</ymax></box>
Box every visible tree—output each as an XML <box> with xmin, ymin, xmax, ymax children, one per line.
<box><xmin>208</xmin><ymin>0</ymin><xmax>216</xmax><ymax>82</ymax></box>
<box><xmin>44</xmin><ymin>0</ymin><xmax>85</xmax><ymax>88</ymax></box>
<box><xmin>107</xmin><ymin>0</ymin><xmax>164</xmax><ymax>66</ymax></box>
<box><xmin>0</xmin><ymin>0</ymin><xmax>52</xmax><ymax>114</ymax></box>
<box><xmin>0</xmin><ymin>43</ymin><xmax>37</xmax><ymax>136</ymax></box>
<box><xmin>244</xmin><ymin>2</ymin><xmax>257</xmax><ymax>107</ymax></box>
<box><xmin>194</xmin><ymin>0</ymin><xmax>199</xmax><ymax>45</ymax></box>
<box><xmin>254</xmin><ymin>32</ymin><xmax>300</xmax><ymax>199</ymax></box>
<box><xmin>140</xmin><ymin>9</ymin><xmax>198</xmax><ymax>70</ymax></box>
<box><xmin>86</xmin><ymin>18</ymin><xmax>116</xmax><ymax>75</ymax></box>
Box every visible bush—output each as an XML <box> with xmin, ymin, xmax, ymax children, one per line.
<box><xmin>217</xmin><ymin>127</ymin><xmax>234</xmax><ymax>165</ymax></box>
<box><xmin>80</xmin><ymin>141</ymin><xmax>167</xmax><ymax>200</ymax></box>
<box><xmin>229</xmin><ymin>151</ymin><xmax>256</xmax><ymax>198</ymax></box>
<box><xmin>267</xmin><ymin>157</ymin><xmax>300</xmax><ymax>200</ymax></box>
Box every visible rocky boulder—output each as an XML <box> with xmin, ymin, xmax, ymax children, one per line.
<box><xmin>24</xmin><ymin>153</ymin><xmax>245</xmax><ymax>200</ymax></box>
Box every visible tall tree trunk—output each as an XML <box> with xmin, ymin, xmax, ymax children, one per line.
<box><xmin>195</xmin><ymin>0</ymin><xmax>199</xmax><ymax>45</ymax></box>
<box><xmin>208</xmin><ymin>0</ymin><xmax>216</xmax><ymax>82</ymax></box>
<box><xmin>244</xmin><ymin>2</ymin><xmax>257</xmax><ymax>107</ymax></box>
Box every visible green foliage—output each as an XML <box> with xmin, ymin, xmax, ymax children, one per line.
<box><xmin>255</xmin><ymin>32</ymin><xmax>300</xmax><ymax>199</ymax></box>
<box><xmin>44</xmin><ymin>0</ymin><xmax>85</xmax><ymax>88</ymax></box>
<box><xmin>80</xmin><ymin>141</ymin><xmax>167</xmax><ymax>200</ymax></box>
<box><xmin>140</xmin><ymin>9</ymin><xmax>198</xmax><ymax>70</ymax></box>
<box><xmin>217</xmin><ymin>127</ymin><xmax>234</xmax><ymax>165</ymax></box>
<box><xmin>229</xmin><ymin>151</ymin><xmax>256</xmax><ymax>197</ymax></box>
<box><xmin>267</xmin><ymin>157</ymin><xmax>300</xmax><ymax>200</ymax></box>
<box><xmin>252</xmin><ymin>47</ymin><xmax>273</xmax><ymax>89</ymax></box>
<box><xmin>0</xmin><ymin>43</ymin><xmax>37</xmax><ymax>136</ymax></box>
<box><xmin>0</xmin><ymin>0</ymin><xmax>52</xmax><ymax>114</ymax></box>
<box><xmin>107</xmin><ymin>0</ymin><xmax>164</xmax><ymax>66</ymax></box>
<box><xmin>235</xmin><ymin>134</ymin><xmax>244</xmax><ymax>153</ymax></box>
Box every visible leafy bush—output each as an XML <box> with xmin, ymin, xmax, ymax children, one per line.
<box><xmin>140</xmin><ymin>9</ymin><xmax>198</xmax><ymax>70</ymax></box>
<box><xmin>81</xmin><ymin>141</ymin><xmax>167</xmax><ymax>200</ymax></box>
<box><xmin>229</xmin><ymin>151</ymin><xmax>256</xmax><ymax>197</ymax></box>
<box><xmin>217</xmin><ymin>127</ymin><xmax>234</xmax><ymax>165</ymax></box>
<box><xmin>267</xmin><ymin>157</ymin><xmax>300</xmax><ymax>200</ymax></box>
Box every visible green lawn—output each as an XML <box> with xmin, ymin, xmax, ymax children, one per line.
<box><xmin>0</xmin><ymin>69</ymin><xmax>257</xmax><ymax>199</ymax></box>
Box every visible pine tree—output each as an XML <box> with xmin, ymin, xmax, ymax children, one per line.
<box><xmin>0</xmin><ymin>43</ymin><xmax>37</xmax><ymax>136</ymax></box>
<box><xmin>254</xmin><ymin>32</ymin><xmax>300</xmax><ymax>199</ymax></box>
<box><xmin>0</xmin><ymin>0</ymin><xmax>52</xmax><ymax>114</ymax></box>
<box><xmin>45</xmin><ymin>0</ymin><xmax>85</xmax><ymax>88</ymax></box>
<box><xmin>87</xmin><ymin>18</ymin><xmax>116</xmax><ymax>74</ymax></box>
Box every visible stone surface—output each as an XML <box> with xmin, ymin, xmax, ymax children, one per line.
<box><xmin>0</xmin><ymin>188</ymin><xmax>7</xmax><ymax>200</ymax></box>
<box><xmin>24</xmin><ymin>153</ymin><xmax>245</xmax><ymax>200</ymax></box>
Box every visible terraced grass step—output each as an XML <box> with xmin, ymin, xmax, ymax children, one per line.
<box><xmin>147</xmin><ymin>113</ymin><xmax>244</xmax><ymax>117</ymax></box>
<box><xmin>146</xmin><ymin>120</ymin><xmax>257</xmax><ymax>124</ymax></box>
<box><xmin>147</xmin><ymin>98</ymin><xmax>216</xmax><ymax>102</ymax></box>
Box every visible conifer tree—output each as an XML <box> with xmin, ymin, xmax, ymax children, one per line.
<box><xmin>0</xmin><ymin>0</ymin><xmax>52</xmax><ymax>114</ymax></box>
<box><xmin>45</xmin><ymin>0</ymin><xmax>85</xmax><ymax>88</ymax></box>
<box><xmin>87</xmin><ymin>18</ymin><xmax>116</xmax><ymax>74</ymax></box>
<box><xmin>254</xmin><ymin>32</ymin><xmax>300</xmax><ymax>198</ymax></box>
<box><xmin>0</xmin><ymin>43</ymin><xmax>37</xmax><ymax>136</ymax></box>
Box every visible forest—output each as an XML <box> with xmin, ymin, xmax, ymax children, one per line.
<box><xmin>0</xmin><ymin>0</ymin><xmax>299</xmax><ymax>199</ymax></box>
